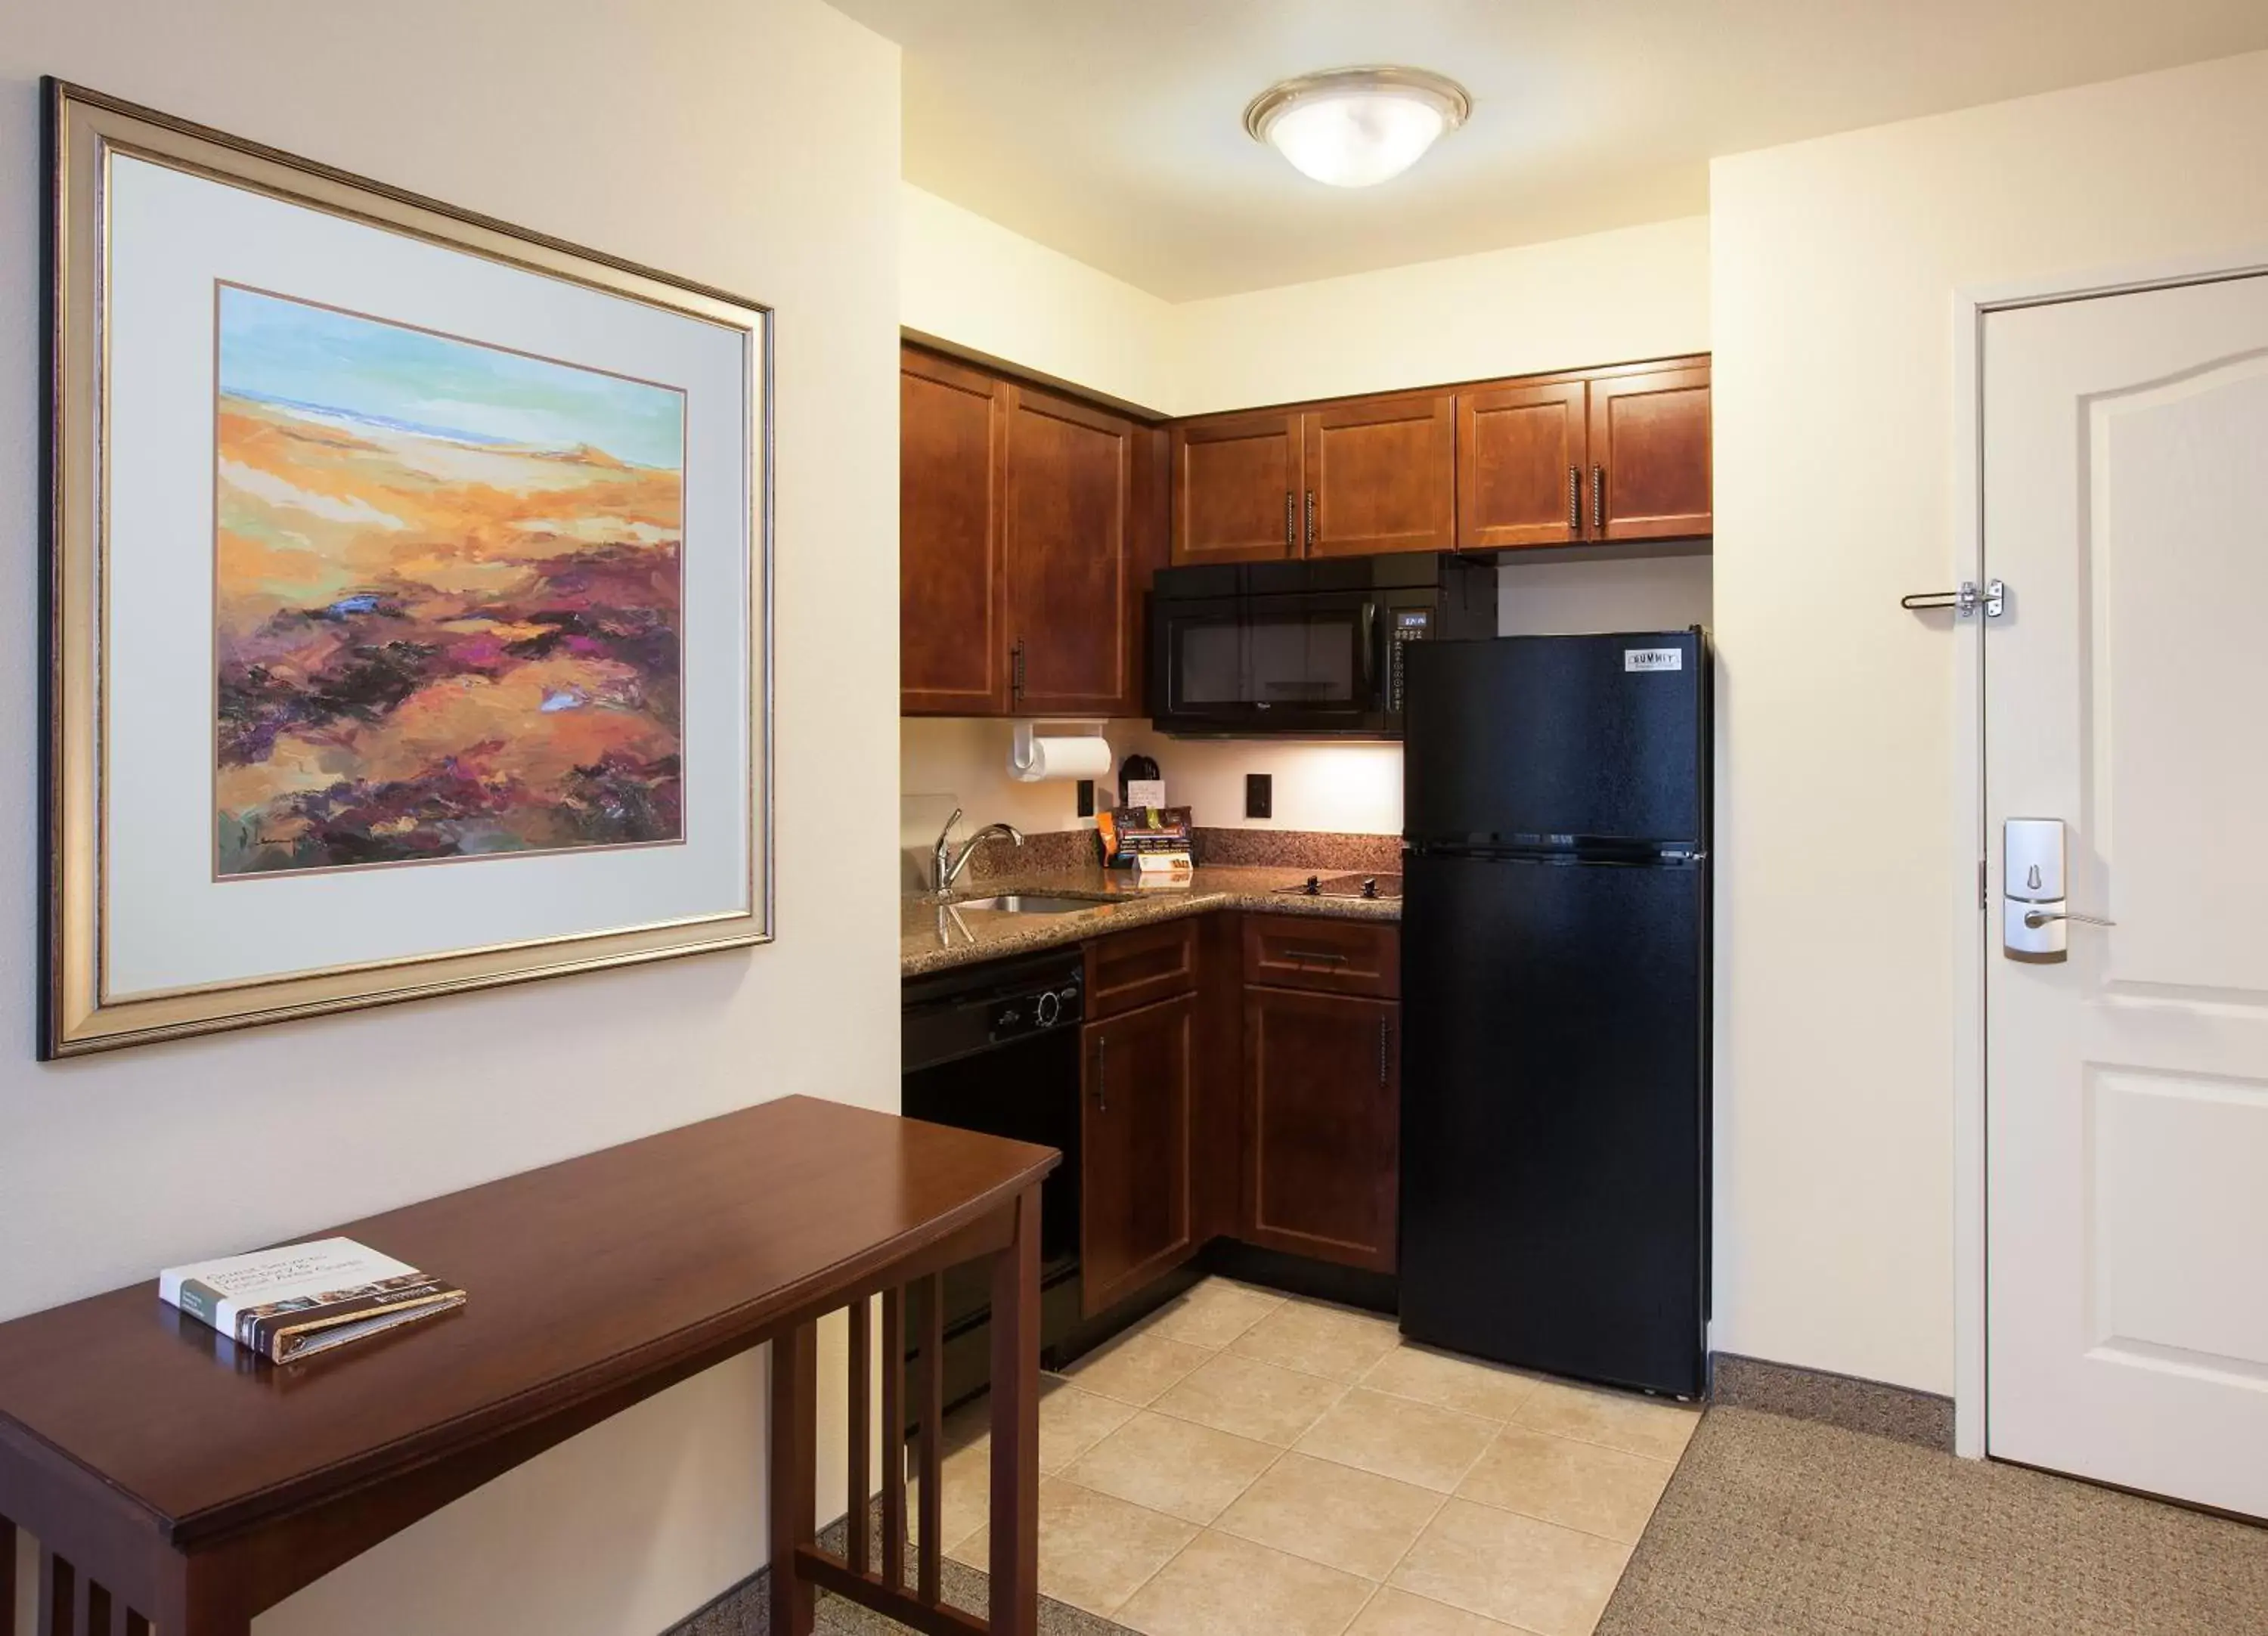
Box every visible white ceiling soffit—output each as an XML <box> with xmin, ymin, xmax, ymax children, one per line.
<box><xmin>835</xmin><ymin>0</ymin><xmax>2268</xmax><ymax>301</ymax></box>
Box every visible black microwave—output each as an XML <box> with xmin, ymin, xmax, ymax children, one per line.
<box><xmin>1146</xmin><ymin>554</ymin><xmax>1498</xmax><ymax>737</ymax></box>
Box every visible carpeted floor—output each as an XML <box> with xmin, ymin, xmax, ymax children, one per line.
<box><xmin>1596</xmin><ymin>1405</ymin><xmax>2268</xmax><ymax>1636</ymax></box>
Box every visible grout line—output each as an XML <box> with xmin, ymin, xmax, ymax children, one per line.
<box><xmin>1101</xmin><ymin>1517</ymin><xmax>1203</xmax><ymax>1626</ymax></box>
<box><xmin>1365</xmin><ymin>1483</ymin><xmax>1454</xmax><ymax>1618</ymax></box>
<box><xmin>1432</xmin><ymin>1421</ymin><xmax>1666</xmax><ymax>1551</ymax></box>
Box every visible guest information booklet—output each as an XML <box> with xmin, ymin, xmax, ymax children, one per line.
<box><xmin>159</xmin><ymin>1237</ymin><xmax>466</xmax><ymax>1365</ymax></box>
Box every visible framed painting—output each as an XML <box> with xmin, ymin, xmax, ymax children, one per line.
<box><xmin>42</xmin><ymin>82</ymin><xmax>771</xmax><ymax>1057</ymax></box>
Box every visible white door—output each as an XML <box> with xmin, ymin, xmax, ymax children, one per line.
<box><xmin>1984</xmin><ymin>271</ymin><xmax>2268</xmax><ymax>1517</ymax></box>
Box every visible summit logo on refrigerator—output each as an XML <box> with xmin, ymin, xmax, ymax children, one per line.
<box><xmin>1623</xmin><ymin>647</ymin><xmax>1684</xmax><ymax>673</ymax></box>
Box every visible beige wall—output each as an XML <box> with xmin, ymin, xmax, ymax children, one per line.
<box><xmin>1173</xmin><ymin>215</ymin><xmax>1712</xmax><ymax>413</ymax></box>
<box><xmin>899</xmin><ymin>195</ymin><xmax>1711</xmax><ymax>420</ymax></box>
<box><xmin>0</xmin><ymin>2</ymin><xmax>901</xmax><ymax>1631</ymax></box>
<box><xmin>1710</xmin><ymin>48</ymin><xmax>2268</xmax><ymax>1394</ymax></box>
<box><xmin>902</xmin><ymin>183</ymin><xmax>1178</xmax><ymax>414</ymax></box>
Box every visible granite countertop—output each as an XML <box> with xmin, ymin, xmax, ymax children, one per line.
<box><xmin>900</xmin><ymin>864</ymin><xmax>1399</xmax><ymax>978</ymax></box>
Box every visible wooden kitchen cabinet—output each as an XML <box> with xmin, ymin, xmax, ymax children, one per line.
<box><xmin>1303</xmin><ymin>392</ymin><xmax>1457</xmax><ymax>558</ymax></box>
<box><xmin>1082</xmin><ymin>992</ymin><xmax>1198</xmax><ymax>1315</ymax></box>
<box><xmin>1171</xmin><ymin>395</ymin><xmax>1455</xmax><ymax>563</ymax></box>
<box><xmin>1170</xmin><ymin>409</ymin><xmax>1303</xmax><ymax>565</ymax></box>
<box><xmin>1242</xmin><ymin>914</ymin><xmax>1400</xmax><ymax>999</ymax></box>
<box><xmin>1457</xmin><ymin>379</ymin><xmax>1589</xmax><ymax>550</ymax></box>
<box><xmin>900</xmin><ymin>350</ymin><xmax>1008</xmax><ymax>713</ymax></box>
<box><xmin>1086</xmin><ymin>916</ymin><xmax>1199</xmax><ymax>1020</ymax></box>
<box><xmin>900</xmin><ymin>345</ymin><xmax>1158</xmax><ymax>717</ymax></box>
<box><xmin>1456</xmin><ymin>358</ymin><xmax>1712</xmax><ymax>550</ymax></box>
<box><xmin>1004</xmin><ymin>383</ymin><xmax>1135</xmax><ymax>714</ymax></box>
<box><xmin>1587</xmin><ymin>361</ymin><xmax>1712</xmax><ymax>541</ymax></box>
<box><xmin>1242</xmin><ymin>985</ymin><xmax>1400</xmax><ymax>1275</ymax></box>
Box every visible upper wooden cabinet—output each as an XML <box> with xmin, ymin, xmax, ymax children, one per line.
<box><xmin>1304</xmin><ymin>392</ymin><xmax>1457</xmax><ymax>558</ymax></box>
<box><xmin>1170</xmin><ymin>396</ymin><xmax>1455</xmax><ymax>563</ymax></box>
<box><xmin>1457</xmin><ymin>359</ymin><xmax>1712</xmax><ymax>549</ymax></box>
<box><xmin>1005</xmin><ymin>385</ymin><xmax>1132</xmax><ymax>715</ymax></box>
<box><xmin>1457</xmin><ymin>380</ymin><xmax>1589</xmax><ymax>550</ymax></box>
<box><xmin>1167</xmin><ymin>356</ymin><xmax>1711</xmax><ymax>565</ymax></box>
<box><xmin>1170</xmin><ymin>411</ymin><xmax>1302</xmax><ymax>565</ymax></box>
<box><xmin>1588</xmin><ymin>362</ymin><xmax>1712</xmax><ymax>541</ymax></box>
<box><xmin>900</xmin><ymin>352</ymin><xmax>1007</xmax><ymax>713</ymax></box>
<box><xmin>900</xmin><ymin>346</ymin><xmax>1159</xmax><ymax>717</ymax></box>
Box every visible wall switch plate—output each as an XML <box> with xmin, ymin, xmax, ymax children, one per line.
<box><xmin>1245</xmin><ymin>773</ymin><xmax>1272</xmax><ymax>820</ymax></box>
<box><xmin>1075</xmin><ymin>779</ymin><xmax>1095</xmax><ymax>818</ymax></box>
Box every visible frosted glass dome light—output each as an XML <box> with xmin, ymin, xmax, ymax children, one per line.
<box><xmin>1244</xmin><ymin>67</ymin><xmax>1470</xmax><ymax>188</ymax></box>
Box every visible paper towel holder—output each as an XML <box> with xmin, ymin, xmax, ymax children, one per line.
<box><xmin>1009</xmin><ymin>718</ymin><xmax>1109</xmax><ymax>780</ymax></box>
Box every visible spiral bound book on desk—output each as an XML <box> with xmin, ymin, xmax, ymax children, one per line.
<box><xmin>160</xmin><ymin>1236</ymin><xmax>466</xmax><ymax>1364</ymax></box>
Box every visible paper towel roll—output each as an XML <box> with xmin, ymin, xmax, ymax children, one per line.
<box><xmin>1008</xmin><ymin>733</ymin><xmax>1113</xmax><ymax>783</ymax></box>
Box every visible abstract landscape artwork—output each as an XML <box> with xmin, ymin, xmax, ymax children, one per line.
<box><xmin>213</xmin><ymin>284</ymin><xmax>687</xmax><ymax>877</ymax></box>
<box><xmin>48</xmin><ymin>85</ymin><xmax>767</xmax><ymax>1055</ymax></box>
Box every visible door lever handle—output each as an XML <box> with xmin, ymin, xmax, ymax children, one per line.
<box><xmin>2022</xmin><ymin>908</ymin><xmax>2115</xmax><ymax>929</ymax></box>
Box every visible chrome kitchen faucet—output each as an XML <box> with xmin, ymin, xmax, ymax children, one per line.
<box><xmin>931</xmin><ymin>808</ymin><xmax>1024</xmax><ymax>895</ymax></box>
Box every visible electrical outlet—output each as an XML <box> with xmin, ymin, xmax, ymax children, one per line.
<box><xmin>1245</xmin><ymin>773</ymin><xmax>1272</xmax><ymax>820</ymax></box>
<box><xmin>1075</xmin><ymin>779</ymin><xmax>1095</xmax><ymax>818</ymax></box>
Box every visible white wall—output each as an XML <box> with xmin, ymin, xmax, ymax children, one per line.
<box><xmin>1711</xmin><ymin>48</ymin><xmax>2268</xmax><ymax>1394</ymax></box>
<box><xmin>0</xmin><ymin>4</ymin><xmax>901</xmax><ymax>1632</ymax></box>
<box><xmin>902</xmin><ymin>183</ymin><xmax>1178</xmax><ymax>414</ymax></box>
<box><xmin>899</xmin><ymin>197</ymin><xmax>1710</xmax><ymax>423</ymax></box>
<box><xmin>1497</xmin><ymin>554</ymin><xmax>1713</xmax><ymax>638</ymax></box>
<box><xmin>1173</xmin><ymin>215</ymin><xmax>1712</xmax><ymax>413</ymax></box>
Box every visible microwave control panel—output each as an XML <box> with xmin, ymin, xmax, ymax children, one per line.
<box><xmin>1389</xmin><ymin>608</ymin><xmax>1433</xmax><ymax>714</ymax></box>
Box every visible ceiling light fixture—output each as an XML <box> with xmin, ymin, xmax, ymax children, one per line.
<box><xmin>1244</xmin><ymin>66</ymin><xmax>1470</xmax><ymax>189</ymax></box>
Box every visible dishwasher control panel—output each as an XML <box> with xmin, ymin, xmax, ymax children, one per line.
<box><xmin>992</xmin><ymin>979</ymin><xmax>1082</xmax><ymax>1040</ymax></box>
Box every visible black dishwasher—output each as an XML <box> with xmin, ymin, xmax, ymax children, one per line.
<box><xmin>902</xmin><ymin>951</ymin><xmax>1086</xmax><ymax>1408</ymax></box>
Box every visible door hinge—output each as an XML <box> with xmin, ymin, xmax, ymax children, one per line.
<box><xmin>1901</xmin><ymin>579</ymin><xmax>2006</xmax><ymax>619</ymax></box>
<box><xmin>1978</xmin><ymin>858</ymin><xmax>1989</xmax><ymax>911</ymax></box>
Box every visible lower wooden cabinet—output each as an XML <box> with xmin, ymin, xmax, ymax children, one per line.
<box><xmin>1241</xmin><ymin>985</ymin><xmax>1400</xmax><ymax>1274</ymax></box>
<box><xmin>1081</xmin><ymin>992</ymin><xmax>1197</xmax><ymax>1315</ymax></box>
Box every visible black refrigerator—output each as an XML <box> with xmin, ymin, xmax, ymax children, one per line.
<box><xmin>1398</xmin><ymin>630</ymin><xmax>1710</xmax><ymax>1399</ymax></box>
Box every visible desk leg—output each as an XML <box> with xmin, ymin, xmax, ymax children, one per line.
<box><xmin>987</xmin><ymin>1185</ymin><xmax>1042</xmax><ymax>1636</ymax></box>
<box><xmin>768</xmin><ymin>1322</ymin><xmax>817</xmax><ymax>1636</ymax></box>
<box><xmin>153</xmin><ymin>1551</ymin><xmax>249</xmax><ymax>1635</ymax></box>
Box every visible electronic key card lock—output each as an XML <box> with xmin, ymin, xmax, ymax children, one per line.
<box><xmin>2003</xmin><ymin>818</ymin><xmax>2115</xmax><ymax>962</ymax></box>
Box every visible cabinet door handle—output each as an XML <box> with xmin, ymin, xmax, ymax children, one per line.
<box><xmin>1377</xmin><ymin>1018</ymin><xmax>1391</xmax><ymax>1087</ymax></box>
<box><xmin>1284</xmin><ymin>489</ymin><xmax>1297</xmax><ymax>554</ymax></box>
<box><xmin>1012</xmin><ymin>637</ymin><xmax>1026</xmax><ymax>705</ymax></box>
<box><xmin>1568</xmin><ymin>466</ymin><xmax>1582</xmax><ymax>534</ymax></box>
<box><xmin>1095</xmin><ymin>1034</ymin><xmax>1108</xmax><ymax>1114</ymax></box>
<box><xmin>1305</xmin><ymin>489</ymin><xmax>1317</xmax><ymax>554</ymax></box>
<box><xmin>1281</xmin><ymin>948</ymin><xmax>1349</xmax><ymax>965</ymax></box>
<box><xmin>1591</xmin><ymin>465</ymin><xmax>1605</xmax><ymax>532</ymax></box>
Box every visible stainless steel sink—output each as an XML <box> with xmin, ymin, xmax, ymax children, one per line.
<box><xmin>950</xmin><ymin>894</ymin><xmax>1106</xmax><ymax>915</ymax></box>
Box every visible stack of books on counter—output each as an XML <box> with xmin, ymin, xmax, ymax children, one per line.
<box><xmin>160</xmin><ymin>1237</ymin><xmax>466</xmax><ymax>1365</ymax></box>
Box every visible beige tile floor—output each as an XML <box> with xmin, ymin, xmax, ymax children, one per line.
<box><xmin>921</xmin><ymin>1277</ymin><xmax>1700</xmax><ymax>1636</ymax></box>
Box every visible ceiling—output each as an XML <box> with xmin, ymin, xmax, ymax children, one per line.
<box><xmin>833</xmin><ymin>0</ymin><xmax>2268</xmax><ymax>302</ymax></box>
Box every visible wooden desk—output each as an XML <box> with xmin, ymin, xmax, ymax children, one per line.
<box><xmin>0</xmin><ymin>1095</ymin><xmax>1057</xmax><ymax>1636</ymax></box>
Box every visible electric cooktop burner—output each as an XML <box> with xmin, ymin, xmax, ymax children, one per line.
<box><xmin>1275</xmin><ymin>872</ymin><xmax>1403</xmax><ymax>901</ymax></box>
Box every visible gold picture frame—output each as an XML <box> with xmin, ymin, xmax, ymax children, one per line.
<box><xmin>42</xmin><ymin>81</ymin><xmax>773</xmax><ymax>1058</ymax></box>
